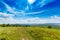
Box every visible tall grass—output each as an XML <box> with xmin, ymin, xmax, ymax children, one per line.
<box><xmin>0</xmin><ymin>27</ymin><xmax>60</xmax><ymax>40</ymax></box>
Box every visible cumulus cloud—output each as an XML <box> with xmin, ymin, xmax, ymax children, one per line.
<box><xmin>28</xmin><ymin>0</ymin><xmax>36</xmax><ymax>4</ymax></box>
<box><xmin>0</xmin><ymin>15</ymin><xmax>60</xmax><ymax>24</ymax></box>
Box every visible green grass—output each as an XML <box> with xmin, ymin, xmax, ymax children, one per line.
<box><xmin>0</xmin><ymin>27</ymin><xmax>60</xmax><ymax>40</ymax></box>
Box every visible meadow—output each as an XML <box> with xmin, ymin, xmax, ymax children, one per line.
<box><xmin>0</xmin><ymin>27</ymin><xmax>60</xmax><ymax>40</ymax></box>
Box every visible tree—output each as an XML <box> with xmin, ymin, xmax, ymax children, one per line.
<box><xmin>2</xmin><ymin>24</ymin><xmax>5</xmax><ymax>27</ymax></box>
<box><xmin>6</xmin><ymin>24</ymin><xmax>9</xmax><ymax>27</ymax></box>
<box><xmin>48</xmin><ymin>25</ymin><xmax>52</xmax><ymax>28</ymax></box>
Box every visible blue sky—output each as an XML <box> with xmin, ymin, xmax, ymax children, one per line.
<box><xmin>0</xmin><ymin>0</ymin><xmax>60</xmax><ymax>24</ymax></box>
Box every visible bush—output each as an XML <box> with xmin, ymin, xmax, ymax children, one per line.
<box><xmin>48</xmin><ymin>26</ymin><xmax>52</xmax><ymax>28</ymax></box>
<box><xmin>1</xmin><ymin>38</ymin><xmax>6</xmax><ymax>40</ymax></box>
<box><xmin>6</xmin><ymin>24</ymin><xmax>9</xmax><ymax>26</ymax></box>
<box><xmin>2</xmin><ymin>24</ymin><xmax>5</xmax><ymax>27</ymax></box>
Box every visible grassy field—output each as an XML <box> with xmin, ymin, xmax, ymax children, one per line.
<box><xmin>0</xmin><ymin>27</ymin><xmax>60</xmax><ymax>40</ymax></box>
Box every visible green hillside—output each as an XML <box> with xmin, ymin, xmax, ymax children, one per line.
<box><xmin>0</xmin><ymin>27</ymin><xmax>60</xmax><ymax>40</ymax></box>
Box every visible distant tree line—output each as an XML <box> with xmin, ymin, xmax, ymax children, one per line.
<box><xmin>0</xmin><ymin>24</ymin><xmax>52</xmax><ymax>28</ymax></box>
<box><xmin>0</xmin><ymin>24</ymin><xmax>31</xmax><ymax>27</ymax></box>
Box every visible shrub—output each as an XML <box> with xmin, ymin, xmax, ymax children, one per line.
<box><xmin>48</xmin><ymin>25</ymin><xmax>52</xmax><ymax>28</ymax></box>
<box><xmin>2</xmin><ymin>24</ymin><xmax>5</xmax><ymax>27</ymax></box>
<box><xmin>1</xmin><ymin>38</ymin><xmax>6</xmax><ymax>40</ymax></box>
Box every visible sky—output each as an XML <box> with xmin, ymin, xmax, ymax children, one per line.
<box><xmin>0</xmin><ymin>0</ymin><xmax>60</xmax><ymax>24</ymax></box>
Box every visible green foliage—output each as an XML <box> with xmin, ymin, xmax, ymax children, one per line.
<box><xmin>1</xmin><ymin>38</ymin><xmax>6</xmax><ymax>40</ymax></box>
<box><xmin>6</xmin><ymin>24</ymin><xmax>9</xmax><ymax>26</ymax></box>
<box><xmin>2</xmin><ymin>24</ymin><xmax>5</xmax><ymax>27</ymax></box>
<box><xmin>48</xmin><ymin>25</ymin><xmax>52</xmax><ymax>28</ymax></box>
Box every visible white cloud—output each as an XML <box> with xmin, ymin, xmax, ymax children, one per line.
<box><xmin>26</xmin><ymin>9</ymin><xmax>54</xmax><ymax>14</ymax></box>
<box><xmin>26</xmin><ymin>10</ymin><xmax>48</xmax><ymax>14</ymax></box>
<box><xmin>0</xmin><ymin>12</ymin><xmax>14</xmax><ymax>17</ymax></box>
<box><xmin>36</xmin><ymin>0</ymin><xmax>55</xmax><ymax>8</ymax></box>
<box><xmin>26</xmin><ymin>11</ymin><xmax>45</xmax><ymax>14</ymax></box>
<box><xmin>28</xmin><ymin>0</ymin><xmax>36</xmax><ymax>4</ymax></box>
<box><xmin>0</xmin><ymin>15</ymin><xmax>60</xmax><ymax>24</ymax></box>
<box><xmin>3</xmin><ymin>2</ymin><xmax>25</xmax><ymax>16</ymax></box>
